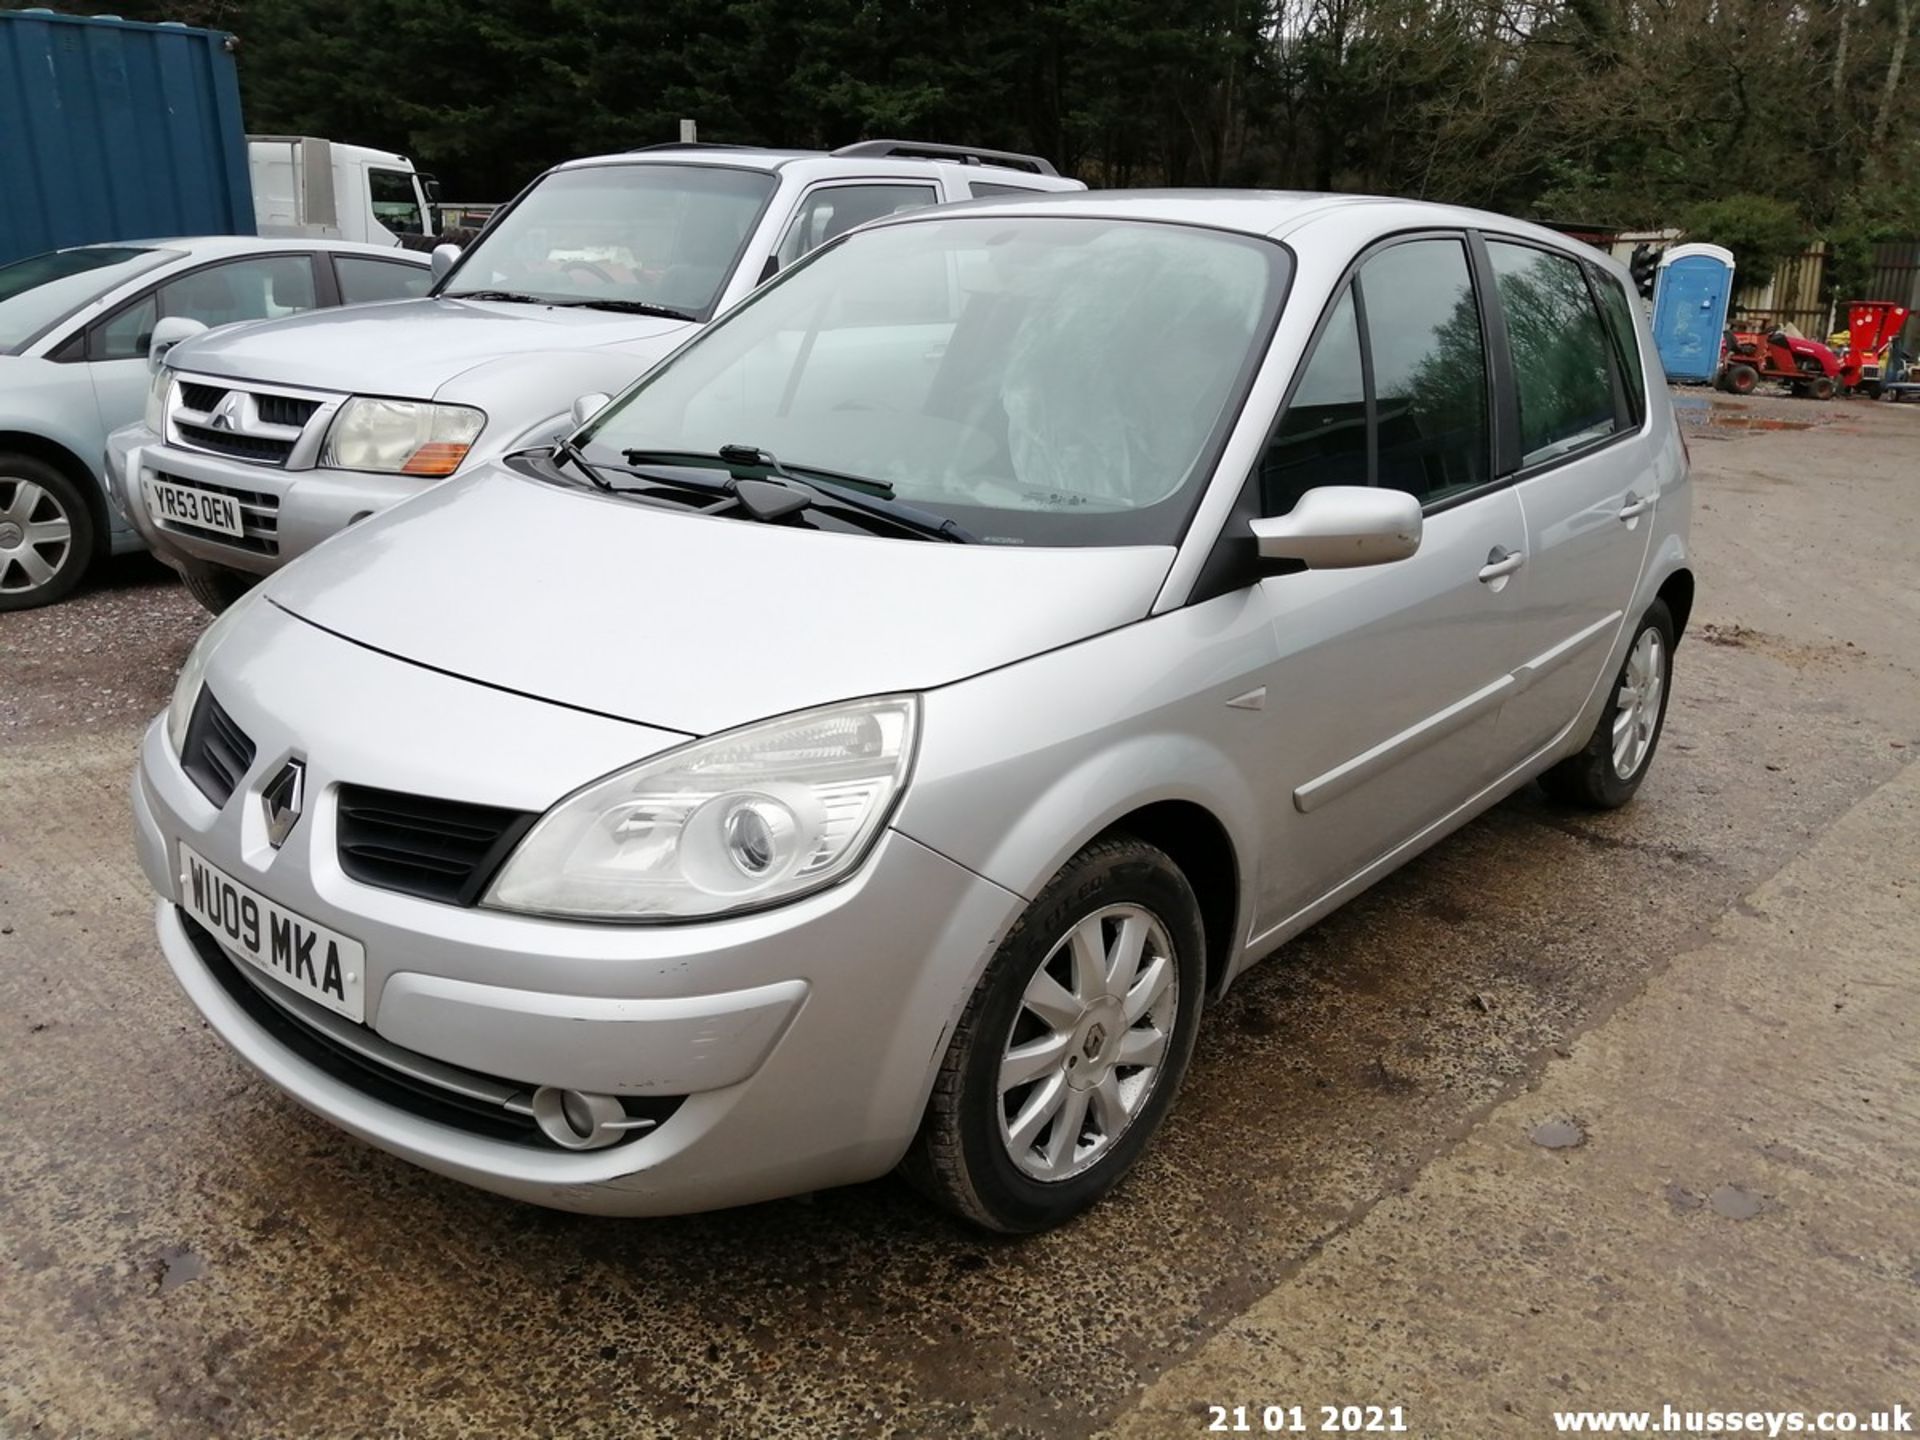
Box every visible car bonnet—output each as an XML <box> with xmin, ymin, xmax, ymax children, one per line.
<box><xmin>263</xmin><ymin>463</ymin><xmax>1175</xmax><ymax>736</ymax></box>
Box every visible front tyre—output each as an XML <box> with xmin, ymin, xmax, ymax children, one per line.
<box><xmin>904</xmin><ymin>835</ymin><xmax>1206</xmax><ymax>1233</ymax></box>
<box><xmin>178</xmin><ymin>557</ymin><xmax>255</xmax><ymax>615</ymax></box>
<box><xmin>0</xmin><ymin>454</ymin><xmax>93</xmax><ymax>611</ymax></box>
<box><xmin>1540</xmin><ymin>598</ymin><xmax>1676</xmax><ymax>810</ymax></box>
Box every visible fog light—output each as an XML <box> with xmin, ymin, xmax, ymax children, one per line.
<box><xmin>530</xmin><ymin>1085</ymin><xmax>647</xmax><ymax>1150</ymax></box>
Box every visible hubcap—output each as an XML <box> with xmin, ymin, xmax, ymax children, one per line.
<box><xmin>1611</xmin><ymin>626</ymin><xmax>1666</xmax><ymax>779</ymax></box>
<box><xmin>997</xmin><ymin>904</ymin><xmax>1178</xmax><ymax>1182</ymax></box>
<box><xmin>0</xmin><ymin>479</ymin><xmax>74</xmax><ymax>596</ymax></box>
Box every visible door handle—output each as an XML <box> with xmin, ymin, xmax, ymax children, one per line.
<box><xmin>1618</xmin><ymin>492</ymin><xmax>1654</xmax><ymax>521</ymax></box>
<box><xmin>1478</xmin><ymin>546</ymin><xmax>1526</xmax><ymax>582</ymax></box>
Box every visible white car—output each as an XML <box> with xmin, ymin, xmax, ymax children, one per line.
<box><xmin>107</xmin><ymin>141</ymin><xmax>1082</xmax><ymax>612</ymax></box>
<box><xmin>0</xmin><ymin>236</ymin><xmax>429</xmax><ymax>608</ymax></box>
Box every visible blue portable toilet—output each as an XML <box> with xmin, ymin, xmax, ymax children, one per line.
<box><xmin>1652</xmin><ymin>243</ymin><xmax>1736</xmax><ymax>384</ymax></box>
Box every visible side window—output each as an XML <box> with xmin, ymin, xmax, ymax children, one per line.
<box><xmin>90</xmin><ymin>292</ymin><xmax>159</xmax><ymax>362</ymax></box>
<box><xmin>368</xmin><ymin>169</ymin><xmax>424</xmax><ymax>234</ymax></box>
<box><xmin>1487</xmin><ymin>241</ymin><xmax>1620</xmax><ymax>466</ymax></box>
<box><xmin>1261</xmin><ymin>287</ymin><xmax>1366</xmax><ymax>515</ymax></box>
<box><xmin>335</xmin><ymin>256</ymin><xmax>432</xmax><ymax>305</ymax></box>
<box><xmin>969</xmin><ymin>181</ymin><xmax>1037</xmax><ymax>198</ymax></box>
<box><xmin>1592</xmin><ymin>266</ymin><xmax>1647</xmax><ymax>425</ymax></box>
<box><xmin>160</xmin><ymin>256</ymin><xmax>319</xmax><ymax>329</ymax></box>
<box><xmin>1360</xmin><ymin>239</ymin><xmax>1490</xmax><ymax>504</ymax></box>
<box><xmin>774</xmin><ymin>184</ymin><xmax>939</xmax><ymax>270</ymax></box>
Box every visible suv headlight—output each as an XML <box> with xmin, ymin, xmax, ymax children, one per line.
<box><xmin>322</xmin><ymin>397</ymin><xmax>485</xmax><ymax>477</ymax></box>
<box><xmin>486</xmin><ymin>696</ymin><xmax>918</xmax><ymax>921</ymax></box>
<box><xmin>145</xmin><ymin>365</ymin><xmax>173</xmax><ymax>434</ymax></box>
<box><xmin>165</xmin><ymin>588</ymin><xmax>263</xmax><ymax>756</ymax></box>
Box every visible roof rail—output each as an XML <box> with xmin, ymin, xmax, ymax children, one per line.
<box><xmin>830</xmin><ymin>139</ymin><xmax>1059</xmax><ymax>177</ymax></box>
<box><xmin>626</xmin><ymin>141</ymin><xmax>771</xmax><ymax>154</ymax></box>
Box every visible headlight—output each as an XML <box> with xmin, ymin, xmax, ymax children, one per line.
<box><xmin>322</xmin><ymin>397</ymin><xmax>484</xmax><ymax>477</ymax></box>
<box><xmin>145</xmin><ymin>365</ymin><xmax>172</xmax><ymax>434</ymax></box>
<box><xmin>486</xmin><ymin>696</ymin><xmax>919</xmax><ymax>921</ymax></box>
<box><xmin>165</xmin><ymin>588</ymin><xmax>264</xmax><ymax>756</ymax></box>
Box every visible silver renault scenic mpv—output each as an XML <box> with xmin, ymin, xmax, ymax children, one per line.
<box><xmin>132</xmin><ymin>191</ymin><xmax>1691</xmax><ymax>1232</ymax></box>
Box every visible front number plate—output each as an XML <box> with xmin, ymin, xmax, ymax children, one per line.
<box><xmin>146</xmin><ymin>477</ymin><xmax>244</xmax><ymax>537</ymax></box>
<box><xmin>179</xmin><ymin>845</ymin><xmax>366</xmax><ymax>1022</ymax></box>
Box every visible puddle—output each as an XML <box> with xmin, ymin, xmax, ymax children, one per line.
<box><xmin>1530</xmin><ymin>1119</ymin><xmax>1586</xmax><ymax>1150</ymax></box>
<box><xmin>1707</xmin><ymin>1184</ymin><xmax>1765</xmax><ymax>1220</ymax></box>
<box><xmin>153</xmin><ymin>1245</ymin><xmax>206</xmax><ymax>1293</ymax></box>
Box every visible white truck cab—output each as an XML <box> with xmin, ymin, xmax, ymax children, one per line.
<box><xmin>247</xmin><ymin>136</ymin><xmax>438</xmax><ymax>247</ymax></box>
<box><xmin>109</xmin><ymin>140</ymin><xmax>1082</xmax><ymax>611</ymax></box>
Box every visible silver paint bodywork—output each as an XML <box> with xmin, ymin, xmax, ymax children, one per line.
<box><xmin>132</xmin><ymin>192</ymin><xmax>1691</xmax><ymax>1215</ymax></box>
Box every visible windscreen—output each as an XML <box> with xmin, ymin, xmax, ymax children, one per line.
<box><xmin>440</xmin><ymin>163</ymin><xmax>777</xmax><ymax>319</ymax></box>
<box><xmin>0</xmin><ymin>247</ymin><xmax>176</xmax><ymax>354</ymax></box>
<box><xmin>578</xmin><ymin>215</ymin><xmax>1286</xmax><ymax>547</ymax></box>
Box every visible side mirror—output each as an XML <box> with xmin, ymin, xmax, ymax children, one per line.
<box><xmin>147</xmin><ymin>316</ymin><xmax>208</xmax><ymax>373</ymax></box>
<box><xmin>1249</xmin><ymin>486</ymin><xmax>1421</xmax><ymax>569</ymax></box>
<box><xmin>429</xmin><ymin>243</ymin><xmax>462</xmax><ymax>281</ymax></box>
<box><xmin>570</xmin><ymin>393</ymin><xmax>611</xmax><ymax>426</ymax></box>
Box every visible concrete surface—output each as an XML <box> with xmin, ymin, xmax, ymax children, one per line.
<box><xmin>1</xmin><ymin>389</ymin><xmax>1915</xmax><ymax>1438</ymax></box>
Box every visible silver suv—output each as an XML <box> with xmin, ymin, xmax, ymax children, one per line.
<box><xmin>132</xmin><ymin>192</ymin><xmax>1691</xmax><ymax>1232</ymax></box>
<box><xmin>106</xmin><ymin>141</ymin><xmax>1082</xmax><ymax>611</ymax></box>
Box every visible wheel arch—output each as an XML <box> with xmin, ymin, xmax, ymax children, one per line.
<box><xmin>0</xmin><ymin>429</ymin><xmax>111</xmax><ymax>559</ymax></box>
<box><xmin>1656</xmin><ymin>566</ymin><xmax>1694</xmax><ymax>642</ymax></box>
<box><xmin>1095</xmin><ymin>799</ymin><xmax>1241</xmax><ymax>1000</ymax></box>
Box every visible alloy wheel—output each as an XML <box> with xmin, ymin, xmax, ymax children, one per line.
<box><xmin>1611</xmin><ymin>626</ymin><xmax>1666</xmax><ymax>779</ymax></box>
<box><xmin>0</xmin><ymin>478</ymin><xmax>75</xmax><ymax>597</ymax></box>
<box><xmin>997</xmin><ymin>904</ymin><xmax>1178</xmax><ymax>1182</ymax></box>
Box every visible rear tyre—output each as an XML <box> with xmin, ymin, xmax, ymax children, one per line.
<box><xmin>0</xmin><ymin>453</ymin><xmax>93</xmax><ymax>612</ymax></box>
<box><xmin>178</xmin><ymin>557</ymin><xmax>254</xmax><ymax>615</ymax></box>
<box><xmin>1540</xmin><ymin>599</ymin><xmax>1676</xmax><ymax>811</ymax></box>
<box><xmin>903</xmin><ymin>835</ymin><xmax>1206</xmax><ymax>1233</ymax></box>
<box><xmin>1724</xmin><ymin>363</ymin><xmax>1759</xmax><ymax>395</ymax></box>
<box><xmin>1808</xmin><ymin>375</ymin><xmax>1836</xmax><ymax>401</ymax></box>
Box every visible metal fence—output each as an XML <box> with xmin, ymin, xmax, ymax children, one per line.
<box><xmin>1733</xmin><ymin>246</ymin><xmax>1831</xmax><ymax>337</ymax></box>
<box><xmin>1866</xmin><ymin>240</ymin><xmax>1920</xmax><ymax>350</ymax></box>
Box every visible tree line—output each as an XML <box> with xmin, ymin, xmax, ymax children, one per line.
<box><xmin>80</xmin><ymin>0</ymin><xmax>1920</xmax><ymax>277</ymax></box>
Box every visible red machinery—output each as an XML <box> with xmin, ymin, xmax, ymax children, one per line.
<box><xmin>1719</xmin><ymin>327</ymin><xmax>1843</xmax><ymax>400</ymax></box>
<box><xmin>1835</xmin><ymin>300</ymin><xmax>1912</xmax><ymax>395</ymax></box>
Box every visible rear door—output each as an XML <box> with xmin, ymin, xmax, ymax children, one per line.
<box><xmin>1479</xmin><ymin>238</ymin><xmax>1655</xmax><ymax>760</ymax></box>
<box><xmin>1245</xmin><ymin>234</ymin><xmax>1529</xmax><ymax>928</ymax></box>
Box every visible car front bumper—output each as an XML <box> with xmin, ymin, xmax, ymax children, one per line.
<box><xmin>131</xmin><ymin>606</ymin><xmax>1024</xmax><ymax>1215</ymax></box>
<box><xmin>107</xmin><ymin>421</ymin><xmax>432</xmax><ymax>578</ymax></box>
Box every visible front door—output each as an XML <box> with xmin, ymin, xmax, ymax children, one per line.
<box><xmin>1246</xmin><ymin>236</ymin><xmax>1528</xmax><ymax>930</ymax></box>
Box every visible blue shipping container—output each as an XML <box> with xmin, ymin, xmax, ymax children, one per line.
<box><xmin>0</xmin><ymin>8</ymin><xmax>254</xmax><ymax>265</ymax></box>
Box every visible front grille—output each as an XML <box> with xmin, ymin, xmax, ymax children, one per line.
<box><xmin>179</xmin><ymin>911</ymin><xmax>683</xmax><ymax>1148</ymax></box>
<box><xmin>174</xmin><ymin>422</ymin><xmax>297</xmax><ymax>465</ymax></box>
<box><xmin>179</xmin><ymin>381</ymin><xmax>226</xmax><ymax>411</ymax></box>
<box><xmin>181</xmin><ymin>689</ymin><xmax>255</xmax><ymax>806</ymax></box>
<box><xmin>151</xmin><ymin>471</ymin><xmax>280</xmax><ymax>555</ymax></box>
<box><xmin>336</xmin><ymin>784</ymin><xmax>536</xmax><ymax>907</ymax></box>
<box><xmin>255</xmin><ymin>394</ymin><xmax>322</xmax><ymax>428</ymax></box>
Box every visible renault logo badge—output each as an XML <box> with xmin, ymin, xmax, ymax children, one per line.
<box><xmin>261</xmin><ymin>760</ymin><xmax>306</xmax><ymax>849</ymax></box>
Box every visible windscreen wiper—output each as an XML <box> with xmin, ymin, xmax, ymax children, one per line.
<box><xmin>549</xmin><ymin>298</ymin><xmax>699</xmax><ymax>322</ymax></box>
<box><xmin>622</xmin><ymin>444</ymin><xmax>977</xmax><ymax>543</ymax></box>
<box><xmin>443</xmin><ymin>289</ymin><xmax>555</xmax><ymax>305</ymax></box>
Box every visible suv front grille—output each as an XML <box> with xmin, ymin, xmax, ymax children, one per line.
<box><xmin>173</xmin><ymin>423</ymin><xmax>298</xmax><ymax>465</ymax></box>
<box><xmin>151</xmin><ymin>471</ymin><xmax>280</xmax><ymax>555</ymax></box>
<box><xmin>179</xmin><ymin>913</ymin><xmax>683</xmax><ymax>1149</ymax></box>
<box><xmin>336</xmin><ymin>785</ymin><xmax>537</xmax><ymax>906</ymax></box>
<box><xmin>181</xmin><ymin>689</ymin><xmax>255</xmax><ymax>806</ymax></box>
<box><xmin>168</xmin><ymin>379</ymin><xmax>328</xmax><ymax>469</ymax></box>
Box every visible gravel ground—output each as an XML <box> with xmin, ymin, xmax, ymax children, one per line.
<box><xmin>0</xmin><ymin>554</ymin><xmax>202</xmax><ymax>738</ymax></box>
